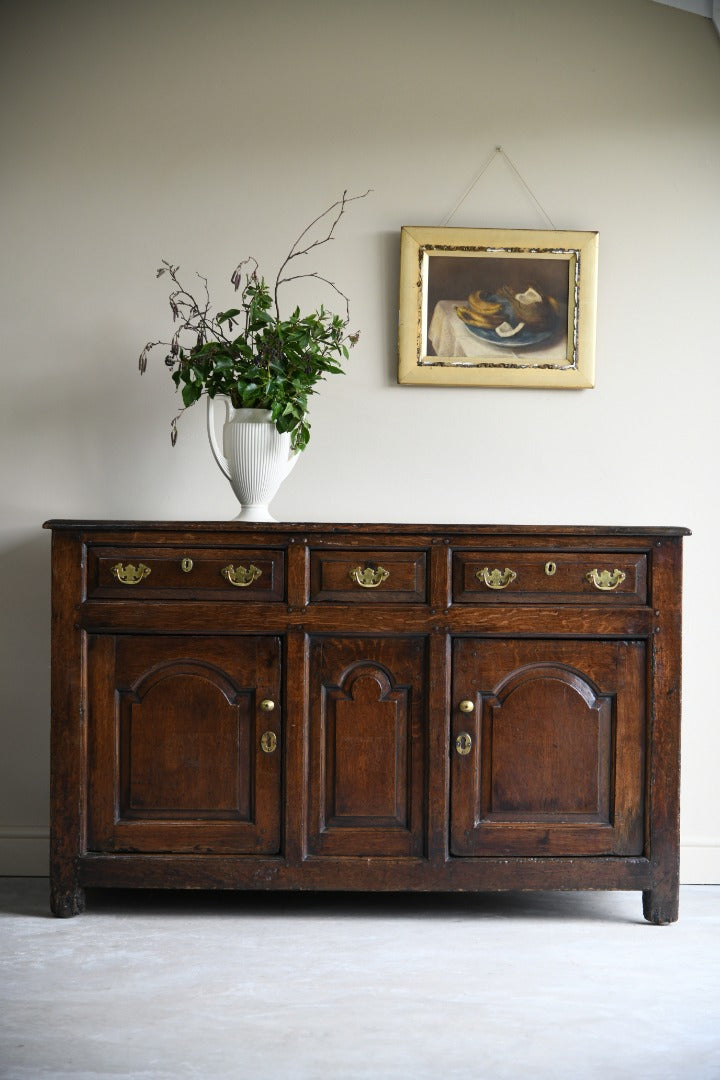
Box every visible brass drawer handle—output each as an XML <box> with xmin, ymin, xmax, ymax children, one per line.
<box><xmin>476</xmin><ymin>567</ymin><xmax>517</xmax><ymax>590</ymax></box>
<box><xmin>111</xmin><ymin>562</ymin><xmax>151</xmax><ymax>585</ymax></box>
<box><xmin>586</xmin><ymin>568</ymin><xmax>626</xmax><ymax>591</ymax></box>
<box><xmin>349</xmin><ymin>565</ymin><xmax>390</xmax><ymax>589</ymax></box>
<box><xmin>222</xmin><ymin>563</ymin><xmax>262</xmax><ymax>588</ymax></box>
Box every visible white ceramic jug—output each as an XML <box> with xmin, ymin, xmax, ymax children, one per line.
<box><xmin>207</xmin><ymin>398</ymin><xmax>299</xmax><ymax>521</ymax></box>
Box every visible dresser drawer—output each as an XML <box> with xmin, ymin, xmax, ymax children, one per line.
<box><xmin>452</xmin><ymin>550</ymin><xmax>647</xmax><ymax>604</ymax></box>
<box><xmin>310</xmin><ymin>549</ymin><xmax>427</xmax><ymax>603</ymax></box>
<box><xmin>87</xmin><ymin>546</ymin><xmax>285</xmax><ymax>601</ymax></box>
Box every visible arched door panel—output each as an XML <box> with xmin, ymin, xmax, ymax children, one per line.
<box><xmin>87</xmin><ymin>635</ymin><xmax>281</xmax><ymax>854</ymax></box>
<box><xmin>451</xmin><ymin>639</ymin><xmax>645</xmax><ymax>857</ymax></box>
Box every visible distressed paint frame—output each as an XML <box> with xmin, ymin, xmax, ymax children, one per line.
<box><xmin>398</xmin><ymin>226</ymin><xmax>598</xmax><ymax>388</ymax></box>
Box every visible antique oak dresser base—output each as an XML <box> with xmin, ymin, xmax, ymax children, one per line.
<box><xmin>45</xmin><ymin>522</ymin><xmax>688</xmax><ymax>923</ymax></box>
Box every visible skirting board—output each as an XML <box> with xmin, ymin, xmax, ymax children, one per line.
<box><xmin>680</xmin><ymin>839</ymin><xmax>720</xmax><ymax>885</ymax></box>
<box><xmin>1</xmin><ymin>829</ymin><xmax>719</xmax><ymax>883</ymax></box>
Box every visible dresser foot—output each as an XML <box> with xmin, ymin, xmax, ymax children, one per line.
<box><xmin>51</xmin><ymin>882</ymin><xmax>86</xmax><ymax>918</ymax></box>
<box><xmin>642</xmin><ymin>886</ymin><xmax>679</xmax><ymax>925</ymax></box>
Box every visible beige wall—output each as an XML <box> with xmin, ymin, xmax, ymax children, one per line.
<box><xmin>1</xmin><ymin>0</ymin><xmax>718</xmax><ymax>880</ymax></box>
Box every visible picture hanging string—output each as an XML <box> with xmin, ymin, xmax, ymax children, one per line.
<box><xmin>441</xmin><ymin>146</ymin><xmax>557</xmax><ymax>230</ymax></box>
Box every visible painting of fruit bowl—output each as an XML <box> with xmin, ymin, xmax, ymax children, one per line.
<box><xmin>398</xmin><ymin>226</ymin><xmax>598</xmax><ymax>389</ymax></box>
<box><xmin>455</xmin><ymin>286</ymin><xmax>565</xmax><ymax>349</ymax></box>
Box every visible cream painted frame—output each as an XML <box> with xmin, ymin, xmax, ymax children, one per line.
<box><xmin>398</xmin><ymin>226</ymin><xmax>598</xmax><ymax>388</ymax></box>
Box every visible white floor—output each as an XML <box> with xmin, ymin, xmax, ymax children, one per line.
<box><xmin>1</xmin><ymin>881</ymin><xmax>718</xmax><ymax>1080</ymax></box>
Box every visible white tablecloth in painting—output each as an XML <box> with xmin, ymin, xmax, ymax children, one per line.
<box><xmin>428</xmin><ymin>300</ymin><xmax>570</xmax><ymax>366</ymax></box>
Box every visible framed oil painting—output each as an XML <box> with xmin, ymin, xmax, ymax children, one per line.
<box><xmin>398</xmin><ymin>226</ymin><xmax>598</xmax><ymax>388</ymax></box>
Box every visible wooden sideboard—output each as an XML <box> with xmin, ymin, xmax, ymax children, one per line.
<box><xmin>45</xmin><ymin>521</ymin><xmax>688</xmax><ymax>922</ymax></box>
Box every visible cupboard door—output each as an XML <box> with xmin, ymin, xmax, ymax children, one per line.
<box><xmin>308</xmin><ymin>636</ymin><xmax>426</xmax><ymax>857</ymax></box>
<box><xmin>451</xmin><ymin>639</ymin><xmax>646</xmax><ymax>857</ymax></box>
<box><xmin>87</xmin><ymin>635</ymin><xmax>281</xmax><ymax>854</ymax></box>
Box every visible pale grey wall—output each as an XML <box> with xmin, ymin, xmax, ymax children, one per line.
<box><xmin>1</xmin><ymin>0</ymin><xmax>718</xmax><ymax>879</ymax></box>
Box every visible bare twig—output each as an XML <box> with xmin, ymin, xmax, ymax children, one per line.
<box><xmin>141</xmin><ymin>262</ymin><xmax>235</xmax><ymax>370</ymax></box>
<box><xmin>276</xmin><ymin>272</ymin><xmax>352</xmax><ymax>322</ymax></box>
<box><xmin>273</xmin><ymin>189</ymin><xmax>371</xmax><ymax>316</ymax></box>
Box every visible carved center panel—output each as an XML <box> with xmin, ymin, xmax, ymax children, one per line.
<box><xmin>327</xmin><ymin>665</ymin><xmax>408</xmax><ymax>824</ymax></box>
<box><xmin>308</xmin><ymin>636</ymin><xmax>426</xmax><ymax>858</ymax></box>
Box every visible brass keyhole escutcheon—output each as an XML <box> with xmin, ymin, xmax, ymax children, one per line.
<box><xmin>455</xmin><ymin>732</ymin><xmax>473</xmax><ymax>756</ymax></box>
<box><xmin>260</xmin><ymin>731</ymin><xmax>277</xmax><ymax>754</ymax></box>
<box><xmin>181</xmin><ymin>557</ymin><xmax>194</xmax><ymax>573</ymax></box>
<box><xmin>459</xmin><ymin>699</ymin><xmax>474</xmax><ymax>713</ymax></box>
<box><xmin>545</xmin><ymin>561</ymin><xmax>557</xmax><ymax>576</ymax></box>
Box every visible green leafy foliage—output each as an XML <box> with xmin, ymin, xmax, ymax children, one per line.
<box><xmin>139</xmin><ymin>191</ymin><xmax>368</xmax><ymax>450</ymax></box>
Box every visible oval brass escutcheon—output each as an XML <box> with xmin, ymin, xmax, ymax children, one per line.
<box><xmin>181</xmin><ymin>557</ymin><xmax>194</xmax><ymax>573</ymax></box>
<box><xmin>545</xmin><ymin>561</ymin><xmax>557</xmax><ymax>576</ymax></box>
<box><xmin>260</xmin><ymin>731</ymin><xmax>277</xmax><ymax>754</ymax></box>
<box><xmin>455</xmin><ymin>732</ymin><xmax>473</xmax><ymax>756</ymax></box>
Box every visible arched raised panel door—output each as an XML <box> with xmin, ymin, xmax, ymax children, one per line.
<box><xmin>87</xmin><ymin>635</ymin><xmax>281</xmax><ymax>854</ymax></box>
<box><xmin>308</xmin><ymin>636</ymin><xmax>426</xmax><ymax>856</ymax></box>
<box><xmin>450</xmin><ymin>639</ymin><xmax>646</xmax><ymax>857</ymax></box>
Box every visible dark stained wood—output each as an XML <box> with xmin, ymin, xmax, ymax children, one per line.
<box><xmin>427</xmin><ymin>630</ymin><xmax>451</xmax><ymax>863</ymax></box>
<box><xmin>49</xmin><ymin>529</ymin><xmax>87</xmax><ymax>917</ymax></box>
<box><xmin>77</xmin><ymin>852</ymin><xmax>652</xmax><ymax>892</ymax></box>
<box><xmin>283</xmin><ymin>630</ymin><xmax>309</xmax><ymax>865</ymax></box>
<box><xmin>642</xmin><ymin>535</ymin><xmax>685</xmax><ymax>924</ymax></box>
<box><xmin>76</xmin><ymin>600</ymin><xmax>656</xmax><ymax>639</ymax></box>
<box><xmin>45</xmin><ymin>521</ymin><xmax>688</xmax><ymax>922</ymax></box>
<box><xmin>44</xmin><ymin>521</ymin><xmax>691</xmax><ymax>538</ymax></box>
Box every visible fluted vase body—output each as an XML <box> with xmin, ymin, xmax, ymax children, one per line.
<box><xmin>207</xmin><ymin>399</ymin><xmax>299</xmax><ymax>521</ymax></box>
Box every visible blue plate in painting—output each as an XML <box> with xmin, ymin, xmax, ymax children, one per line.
<box><xmin>458</xmin><ymin>295</ymin><xmax>558</xmax><ymax>349</ymax></box>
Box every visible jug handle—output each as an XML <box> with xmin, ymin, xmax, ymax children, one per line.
<box><xmin>206</xmin><ymin>396</ymin><xmax>232</xmax><ymax>481</ymax></box>
<box><xmin>285</xmin><ymin>445</ymin><xmax>301</xmax><ymax>479</ymax></box>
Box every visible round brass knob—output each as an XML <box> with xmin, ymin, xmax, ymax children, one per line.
<box><xmin>459</xmin><ymin>699</ymin><xmax>474</xmax><ymax>713</ymax></box>
<box><xmin>260</xmin><ymin>699</ymin><xmax>275</xmax><ymax>712</ymax></box>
